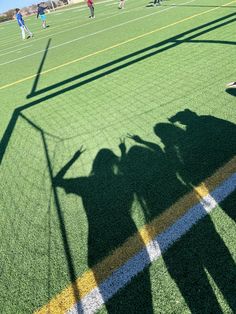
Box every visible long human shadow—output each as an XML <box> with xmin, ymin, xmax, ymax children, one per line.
<box><xmin>95</xmin><ymin>129</ymin><xmax>189</xmax><ymax>311</ymax></box>
<box><xmin>220</xmin><ymin>189</ymin><xmax>236</xmax><ymax>223</ymax></box>
<box><xmin>152</xmin><ymin>109</ymin><xmax>236</xmax><ymax>223</ymax></box>
<box><xmin>27</xmin><ymin>107</ymin><xmax>235</xmax><ymax>311</ymax></box>
<box><xmin>119</xmin><ymin>110</ymin><xmax>236</xmax><ymax>312</ymax></box>
<box><xmin>163</xmin><ymin>208</ymin><xmax>236</xmax><ymax>313</ymax></box>
<box><xmin>53</xmin><ymin>143</ymin><xmax>153</xmax><ymax>313</ymax></box>
<box><xmin>19</xmin><ymin>113</ymin><xmax>82</xmax><ymax>309</ymax></box>
<box><xmin>1</xmin><ymin>12</ymin><xmax>235</xmax><ymax>166</ymax></box>
<box><xmin>123</xmin><ymin>133</ymin><xmax>190</xmax><ymax>223</ymax></box>
<box><xmin>154</xmin><ymin>110</ymin><xmax>236</xmax><ymax>312</ymax></box>
<box><xmin>166</xmin><ymin>109</ymin><xmax>236</xmax><ymax>190</ymax></box>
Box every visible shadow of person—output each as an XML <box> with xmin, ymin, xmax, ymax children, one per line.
<box><xmin>125</xmin><ymin>133</ymin><xmax>189</xmax><ymax>223</ymax></box>
<box><xmin>154</xmin><ymin>116</ymin><xmax>236</xmax><ymax>313</ymax></box>
<box><xmin>163</xmin><ymin>210</ymin><xmax>236</xmax><ymax>313</ymax></box>
<box><xmin>168</xmin><ymin>109</ymin><xmax>236</xmax><ymax>220</ymax></box>
<box><xmin>53</xmin><ymin>144</ymin><xmax>153</xmax><ymax>313</ymax></box>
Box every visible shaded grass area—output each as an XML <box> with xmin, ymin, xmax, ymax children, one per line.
<box><xmin>0</xmin><ymin>0</ymin><xmax>236</xmax><ymax>312</ymax></box>
<box><xmin>102</xmin><ymin>192</ymin><xmax>236</xmax><ymax>314</ymax></box>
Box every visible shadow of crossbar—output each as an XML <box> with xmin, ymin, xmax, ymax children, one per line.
<box><xmin>1</xmin><ymin>12</ymin><xmax>236</xmax><ymax>165</ymax></box>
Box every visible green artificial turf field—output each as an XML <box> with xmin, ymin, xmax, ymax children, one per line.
<box><xmin>0</xmin><ymin>0</ymin><xmax>236</xmax><ymax>313</ymax></box>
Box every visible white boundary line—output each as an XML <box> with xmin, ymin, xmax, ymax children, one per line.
<box><xmin>0</xmin><ymin>0</ymin><xmax>195</xmax><ymax>66</ymax></box>
<box><xmin>68</xmin><ymin>172</ymin><xmax>236</xmax><ymax>314</ymax></box>
<box><xmin>0</xmin><ymin>0</ymin><xmax>122</xmax><ymax>47</ymax></box>
<box><xmin>0</xmin><ymin>45</ymin><xmax>33</xmax><ymax>58</ymax></box>
<box><xmin>0</xmin><ymin>0</ymin><xmax>156</xmax><ymax>51</ymax></box>
<box><xmin>0</xmin><ymin>4</ymin><xmax>141</xmax><ymax>51</ymax></box>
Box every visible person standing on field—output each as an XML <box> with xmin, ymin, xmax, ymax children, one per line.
<box><xmin>37</xmin><ymin>3</ymin><xmax>48</xmax><ymax>29</ymax></box>
<box><xmin>86</xmin><ymin>0</ymin><xmax>95</xmax><ymax>18</ymax></box>
<box><xmin>15</xmin><ymin>8</ymin><xmax>33</xmax><ymax>39</ymax></box>
<box><xmin>153</xmin><ymin>0</ymin><xmax>161</xmax><ymax>5</ymax></box>
<box><xmin>118</xmin><ymin>0</ymin><xmax>125</xmax><ymax>9</ymax></box>
<box><xmin>15</xmin><ymin>8</ymin><xmax>33</xmax><ymax>40</ymax></box>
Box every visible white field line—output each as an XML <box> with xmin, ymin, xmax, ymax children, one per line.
<box><xmin>0</xmin><ymin>4</ymin><xmax>138</xmax><ymax>50</ymax></box>
<box><xmin>68</xmin><ymin>172</ymin><xmax>236</xmax><ymax>314</ymax></box>
<box><xmin>0</xmin><ymin>0</ymin><xmax>194</xmax><ymax>52</ymax></box>
<box><xmin>105</xmin><ymin>2</ymin><xmax>119</xmax><ymax>5</ymax></box>
<box><xmin>0</xmin><ymin>0</ymin><xmax>153</xmax><ymax>51</ymax></box>
<box><xmin>71</xmin><ymin>7</ymin><xmax>89</xmax><ymax>12</ymax></box>
<box><xmin>0</xmin><ymin>45</ymin><xmax>32</xmax><ymax>58</ymax></box>
<box><xmin>0</xmin><ymin>0</ymin><xmax>120</xmax><ymax>47</ymax></box>
<box><xmin>0</xmin><ymin>0</ymin><xmax>194</xmax><ymax>66</ymax></box>
<box><xmin>0</xmin><ymin>43</ymin><xmax>33</xmax><ymax>54</ymax></box>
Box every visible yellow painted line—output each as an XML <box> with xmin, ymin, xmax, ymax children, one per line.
<box><xmin>35</xmin><ymin>156</ymin><xmax>236</xmax><ymax>314</ymax></box>
<box><xmin>1</xmin><ymin>0</ymin><xmax>235</xmax><ymax>92</ymax></box>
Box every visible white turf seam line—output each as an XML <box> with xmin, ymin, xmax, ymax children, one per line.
<box><xmin>0</xmin><ymin>0</ymin><xmax>195</xmax><ymax>66</ymax></box>
<box><xmin>67</xmin><ymin>172</ymin><xmax>236</xmax><ymax>314</ymax></box>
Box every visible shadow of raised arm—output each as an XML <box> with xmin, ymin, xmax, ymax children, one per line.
<box><xmin>53</xmin><ymin>146</ymin><xmax>85</xmax><ymax>187</ymax></box>
<box><xmin>127</xmin><ymin>133</ymin><xmax>162</xmax><ymax>153</ymax></box>
<box><xmin>119</xmin><ymin>137</ymin><xmax>127</xmax><ymax>158</ymax></box>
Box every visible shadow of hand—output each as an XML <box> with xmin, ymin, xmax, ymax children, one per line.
<box><xmin>127</xmin><ymin>133</ymin><xmax>143</xmax><ymax>143</ymax></box>
<box><xmin>73</xmin><ymin>145</ymin><xmax>86</xmax><ymax>159</ymax></box>
<box><xmin>119</xmin><ymin>138</ymin><xmax>126</xmax><ymax>155</ymax></box>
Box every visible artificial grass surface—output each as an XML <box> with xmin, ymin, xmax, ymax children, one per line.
<box><xmin>0</xmin><ymin>0</ymin><xmax>235</xmax><ymax>312</ymax></box>
<box><xmin>99</xmin><ymin>192</ymin><xmax>236</xmax><ymax>314</ymax></box>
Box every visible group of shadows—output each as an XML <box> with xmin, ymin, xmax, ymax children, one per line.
<box><xmin>53</xmin><ymin>109</ymin><xmax>236</xmax><ymax>313</ymax></box>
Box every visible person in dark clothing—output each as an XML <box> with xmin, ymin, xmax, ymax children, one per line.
<box><xmin>37</xmin><ymin>3</ymin><xmax>48</xmax><ymax>29</ymax></box>
<box><xmin>86</xmin><ymin>0</ymin><xmax>95</xmax><ymax>18</ymax></box>
<box><xmin>53</xmin><ymin>143</ymin><xmax>153</xmax><ymax>313</ymax></box>
<box><xmin>153</xmin><ymin>0</ymin><xmax>161</xmax><ymax>6</ymax></box>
